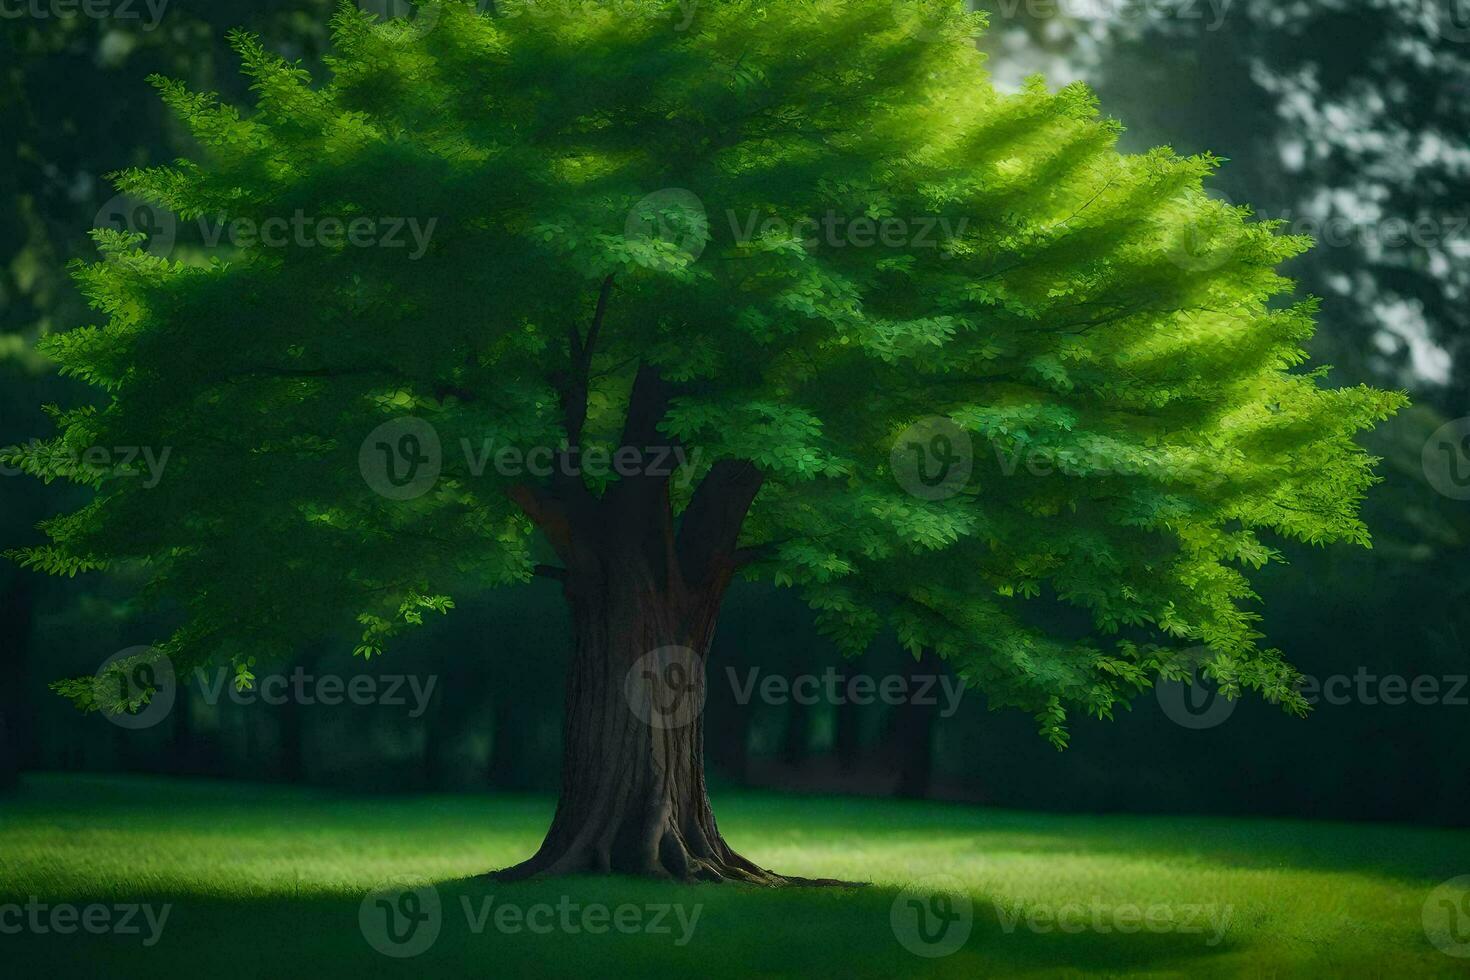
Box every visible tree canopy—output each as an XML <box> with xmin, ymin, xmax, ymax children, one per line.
<box><xmin>10</xmin><ymin>0</ymin><xmax>1404</xmax><ymax>746</ymax></box>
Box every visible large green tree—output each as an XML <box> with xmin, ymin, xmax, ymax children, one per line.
<box><xmin>9</xmin><ymin>0</ymin><xmax>1403</xmax><ymax>882</ymax></box>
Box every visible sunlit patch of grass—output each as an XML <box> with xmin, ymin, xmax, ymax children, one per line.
<box><xmin>1</xmin><ymin>775</ymin><xmax>1465</xmax><ymax>978</ymax></box>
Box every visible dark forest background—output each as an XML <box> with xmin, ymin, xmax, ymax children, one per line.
<box><xmin>2</xmin><ymin>0</ymin><xmax>1467</xmax><ymax>825</ymax></box>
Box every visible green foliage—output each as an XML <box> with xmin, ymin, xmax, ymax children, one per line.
<box><xmin>12</xmin><ymin>0</ymin><xmax>1403</xmax><ymax>744</ymax></box>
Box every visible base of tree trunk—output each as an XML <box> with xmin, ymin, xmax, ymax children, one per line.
<box><xmin>490</xmin><ymin>482</ymin><xmax>869</xmax><ymax>888</ymax></box>
<box><xmin>481</xmin><ymin>762</ymin><xmax>865</xmax><ymax>887</ymax></box>
<box><xmin>488</xmin><ymin>858</ymin><xmax>864</xmax><ymax>887</ymax></box>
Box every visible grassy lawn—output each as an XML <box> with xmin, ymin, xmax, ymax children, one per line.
<box><xmin>2</xmin><ymin>774</ymin><xmax>1469</xmax><ymax>977</ymax></box>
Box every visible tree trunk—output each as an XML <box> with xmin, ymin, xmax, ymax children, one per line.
<box><xmin>0</xmin><ymin>577</ymin><xmax>36</xmax><ymax>785</ymax></box>
<box><xmin>494</xmin><ymin>550</ymin><xmax>788</xmax><ymax>882</ymax></box>
<box><xmin>890</xmin><ymin>648</ymin><xmax>943</xmax><ymax>799</ymax></box>
<box><xmin>493</xmin><ymin>364</ymin><xmax>856</xmax><ymax>885</ymax></box>
<box><xmin>488</xmin><ymin>693</ymin><xmax>537</xmax><ymax>790</ymax></box>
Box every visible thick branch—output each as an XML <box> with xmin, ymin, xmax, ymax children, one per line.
<box><xmin>676</xmin><ymin>459</ymin><xmax>766</xmax><ymax>589</ymax></box>
<box><xmin>582</xmin><ymin>275</ymin><xmax>615</xmax><ymax>376</ymax></box>
<box><xmin>618</xmin><ymin>361</ymin><xmax>672</xmax><ymax>450</ymax></box>
<box><xmin>560</xmin><ymin>275</ymin><xmax>616</xmax><ymax>447</ymax></box>
<box><xmin>505</xmin><ymin>483</ymin><xmax>576</xmax><ymax>560</ymax></box>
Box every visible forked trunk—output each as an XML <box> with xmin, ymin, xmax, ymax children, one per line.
<box><xmin>494</xmin><ymin>366</ymin><xmax>857</xmax><ymax>885</ymax></box>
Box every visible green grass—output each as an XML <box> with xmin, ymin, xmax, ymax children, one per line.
<box><xmin>2</xmin><ymin>774</ymin><xmax>1469</xmax><ymax>978</ymax></box>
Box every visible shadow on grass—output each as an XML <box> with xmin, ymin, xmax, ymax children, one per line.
<box><xmin>4</xmin><ymin>775</ymin><xmax>1464</xmax><ymax>977</ymax></box>
<box><xmin>0</xmin><ymin>875</ymin><xmax>1248</xmax><ymax>980</ymax></box>
<box><xmin>13</xmin><ymin>774</ymin><xmax>1468</xmax><ymax>886</ymax></box>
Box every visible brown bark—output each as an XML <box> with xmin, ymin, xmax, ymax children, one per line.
<box><xmin>492</xmin><ymin>365</ymin><xmax>857</xmax><ymax>885</ymax></box>
<box><xmin>492</xmin><ymin>550</ymin><xmax>760</xmax><ymax>881</ymax></box>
